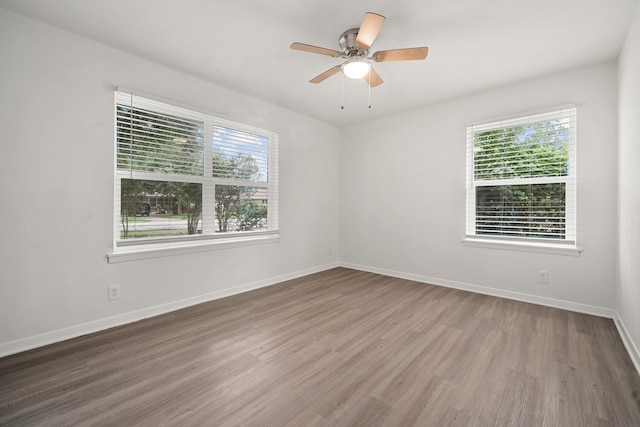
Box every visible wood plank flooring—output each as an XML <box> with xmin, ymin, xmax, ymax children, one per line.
<box><xmin>1</xmin><ymin>267</ymin><xmax>639</xmax><ymax>426</ymax></box>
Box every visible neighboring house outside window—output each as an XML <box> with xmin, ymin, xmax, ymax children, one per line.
<box><xmin>112</xmin><ymin>90</ymin><xmax>278</xmax><ymax>257</ymax></box>
<box><xmin>465</xmin><ymin>107</ymin><xmax>577</xmax><ymax>249</ymax></box>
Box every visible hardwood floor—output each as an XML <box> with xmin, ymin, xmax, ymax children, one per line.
<box><xmin>1</xmin><ymin>267</ymin><xmax>639</xmax><ymax>426</ymax></box>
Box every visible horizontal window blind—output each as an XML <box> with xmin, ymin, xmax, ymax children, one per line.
<box><xmin>114</xmin><ymin>90</ymin><xmax>278</xmax><ymax>247</ymax></box>
<box><xmin>116</xmin><ymin>92</ymin><xmax>205</xmax><ymax>177</ymax></box>
<box><xmin>466</xmin><ymin>107</ymin><xmax>577</xmax><ymax>243</ymax></box>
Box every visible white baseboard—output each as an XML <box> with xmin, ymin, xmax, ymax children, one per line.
<box><xmin>613</xmin><ymin>313</ymin><xmax>640</xmax><ymax>376</ymax></box>
<box><xmin>340</xmin><ymin>262</ymin><xmax>616</xmax><ymax>319</ymax></box>
<box><xmin>0</xmin><ymin>262</ymin><xmax>340</xmax><ymax>358</ymax></box>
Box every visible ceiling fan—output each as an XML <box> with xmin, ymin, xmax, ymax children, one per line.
<box><xmin>290</xmin><ymin>12</ymin><xmax>429</xmax><ymax>87</ymax></box>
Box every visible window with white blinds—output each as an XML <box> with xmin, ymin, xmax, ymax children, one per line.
<box><xmin>114</xmin><ymin>90</ymin><xmax>278</xmax><ymax>248</ymax></box>
<box><xmin>465</xmin><ymin>107</ymin><xmax>576</xmax><ymax>244</ymax></box>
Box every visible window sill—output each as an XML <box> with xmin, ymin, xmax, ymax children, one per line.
<box><xmin>107</xmin><ymin>233</ymin><xmax>280</xmax><ymax>263</ymax></box>
<box><xmin>463</xmin><ymin>237</ymin><xmax>581</xmax><ymax>257</ymax></box>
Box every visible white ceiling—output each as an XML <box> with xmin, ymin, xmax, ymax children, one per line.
<box><xmin>1</xmin><ymin>0</ymin><xmax>637</xmax><ymax>126</ymax></box>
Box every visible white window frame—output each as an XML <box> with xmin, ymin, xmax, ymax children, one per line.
<box><xmin>108</xmin><ymin>89</ymin><xmax>279</xmax><ymax>263</ymax></box>
<box><xmin>464</xmin><ymin>106</ymin><xmax>580</xmax><ymax>256</ymax></box>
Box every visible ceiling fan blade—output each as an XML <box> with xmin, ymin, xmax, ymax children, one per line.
<box><xmin>372</xmin><ymin>47</ymin><xmax>429</xmax><ymax>62</ymax></box>
<box><xmin>291</xmin><ymin>42</ymin><xmax>342</xmax><ymax>57</ymax></box>
<box><xmin>310</xmin><ymin>65</ymin><xmax>342</xmax><ymax>83</ymax></box>
<box><xmin>364</xmin><ymin>66</ymin><xmax>384</xmax><ymax>87</ymax></box>
<box><xmin>355</xmin><ymin>12</ymin><xmax>386</xmax><ymax>49</ymax></box>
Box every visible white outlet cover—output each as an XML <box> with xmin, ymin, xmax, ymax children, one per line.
<box><xmin>108</xmin><ymin>284</ymin><xmax>120</xmax><ymax>301</ymax></box>
<box><xmin>538</xmin><ymin>271</ymin><xmax>549</xmax><ymax>284</ymax></box>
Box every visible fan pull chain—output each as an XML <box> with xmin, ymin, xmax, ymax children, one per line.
<box><xmin>368</xmin><ymin>70</ymin><xmax>372</xmax><ymax>109</ymax></box>
<box><xmin>341</xmin><ymin>72</ymin><xmax>344</xmax><ymax>110</ymax></box>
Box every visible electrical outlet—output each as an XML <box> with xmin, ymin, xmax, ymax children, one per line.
<box><xmin>108</xmin><ymin>284</ymin><xmax>121</xmax><ymax>301</ymax></box>
<box><xmin>327</xmin><ymin>247</ymin><xmax>332</xmax><ymax>256</ymax></box>
<box><xmin>538</xmin><ymin>270</ymin><xmax>549</xmax><ymax>284</ymax></box>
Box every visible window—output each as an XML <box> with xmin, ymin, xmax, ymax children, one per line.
<box><xmin>465</xmin><ymin>107</ymin><xmax>576</xmax><ymax>247</ymax></box>
<box><xmin>113</xmin><ymin>90</ymin><xmax>278</xmax><ymax>255</ymax></box>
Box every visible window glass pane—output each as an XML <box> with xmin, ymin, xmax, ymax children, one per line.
<box><xmin>476</xmin><ymin>183</ymin><xmax>566</xmax><ymax>239</ymax></box>
<box><xmin>120</xmin><ymin>179</ymin><xmax>202</xmax><ymax>239</ymax></box>
<box><xmin>117</xmin><ymin>106</ymin><xmax>204</xmax><ymax>176</ymax></box>
<box><xmin>214</xmin><ymin>185</ymin><xmax>267</xmax><ymax>233</ymax></box>
<box><xmin>474</xmin><ymin>119</ymin><xmax>570</xmax><ymax>180</ymax></box>
<box><xmin>213</xmin><ymin>126</ymin><xmax>268</xmax><ymax>182</ymax></box>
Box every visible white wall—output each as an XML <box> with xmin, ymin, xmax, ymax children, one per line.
<box><xmin>0</xmin><ymin>9</ymin><xmax>340</xmax><ymax>355</ymax></box>
<box><xmin>340</xmin><ymin>63</ymin><xmax>618</xmax><ymax>314</ymax></box>
<box><xmin>617</xmin><ymin>2</ymin><xmax>640</xmax><ymax>370</ymax></box>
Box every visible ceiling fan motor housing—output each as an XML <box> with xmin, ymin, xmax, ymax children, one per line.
<box><xmin>339</xmin><ymin>28</ymin><xmax>368</xmax><ymax>57</ymax></box>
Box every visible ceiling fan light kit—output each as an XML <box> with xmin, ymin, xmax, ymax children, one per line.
<box><xmin>290</xmin><ymin>11</ymin><xmax>429</xmax><ymax>93</ymax></box>
<box><xmin>342</xmin><ymin>57</ymin><xmax>371</xmax><ymax>79</ymax></box>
